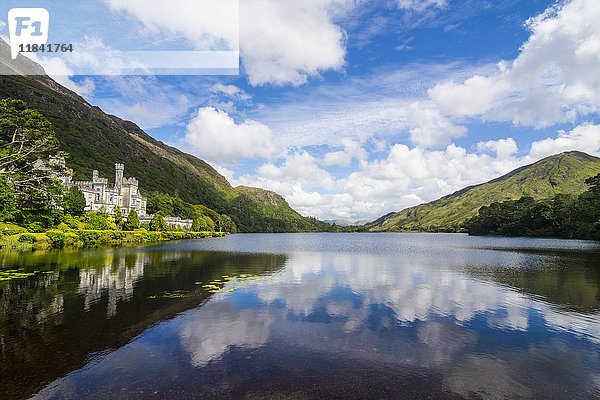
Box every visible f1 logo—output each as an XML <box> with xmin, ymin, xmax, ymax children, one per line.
<box><xmin>8</xmin><ymin>8</ymin><xmax>49</xmax><ymax>59</ymax></box>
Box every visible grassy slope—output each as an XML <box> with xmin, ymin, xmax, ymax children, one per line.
<box><xmin>0</xmin><ymin>43</ymin><xmax>322</xmax><ymax>232</ymax></box>
<box><xmin>369</xmin><ymin>151</ymin><xmax>600</xmax><ymax>232</ymax></box>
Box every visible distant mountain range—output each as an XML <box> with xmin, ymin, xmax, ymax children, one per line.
<box><xmin>324</xmin><ymin>219</ymin><xmax>375</xmax><ymax>227</ymax></box>
<box><xmin>368</xmin><ymin>151</ymin><xmax>600</xmax><ymax>232</ymax></box>
<box><xmin>0</xmin><ymin>40</ymin><xmax>328</xmax><ymax>233</ymax></box>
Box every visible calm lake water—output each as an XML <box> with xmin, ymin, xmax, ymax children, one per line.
<box><xmin>2</xmin><ymin>233</ymin><xmax>600</xmax><ymax>399</ymax></box>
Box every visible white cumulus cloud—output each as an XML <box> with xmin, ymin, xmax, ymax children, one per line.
<box><xmin>183</xmin><ymin>107</ymin><xmax>279</xmax><ymax>165</ymax></box>
<box><xmin>104</xmin><ymin>0</ymin><xmax>239</xmax><ymax>50</ymax></box>
<box><xmin>240</xmin><ymin>0</ymin><xmax>351</xmax><ymax>86</ymax></box>
<box><xmin>103</xmin><ymin>0</ymin><xmax>353</xmax><ymax>86</ymax></box>
<box><xmin>429</xmin><ymin>0</ymin><xmax>600</xmax><ymax>127</ymax></box>
<box><xmin>321</xmin><ymin>138</ymin><xmax>367</xmax><ymax>167</ymax></box>
<box><xmin>528</xmin><ymin>123</ymin><xmax>600</xmax><ymax>160</ymax></box>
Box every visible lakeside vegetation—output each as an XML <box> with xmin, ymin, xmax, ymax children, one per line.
<box><xmin>0</xmin><ymin>225</ymin><xmax>225</xmax><ymax>252</ymax></box>
<box><xmin>465</xmin><ymin>174</ymin><xmax>600</xmax><ymax>240</ymax></box>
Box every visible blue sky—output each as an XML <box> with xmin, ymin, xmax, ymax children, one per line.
<box><xmin>2</xmin><ymin>0</ymin><xmax>600</xmax><ymax>221</ymax></box>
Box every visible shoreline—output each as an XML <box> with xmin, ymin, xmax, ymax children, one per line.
<box><xmin>0</xmin><ymin>229</ymin><xmax>227</xmax><ymax>252</ymax></box>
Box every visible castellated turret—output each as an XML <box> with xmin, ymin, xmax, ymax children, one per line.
<box><xmin>122</xmin><ymin>177</ymin><xmax>138</xmax><ymax>186</ymax></box>
<box><xmin>92</xmin><ymin>169</ymin><xmax>108</xmax><ymax>185</ymax></box>
<box><xmin>114</xmin><ymin>163</ymin><xmax>124</xmax><ymax>191</ymax></box>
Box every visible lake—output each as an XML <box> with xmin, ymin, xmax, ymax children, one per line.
<box><xmin>2</xmin><ymin>233</ymin><xmax>600</xmax><ymax>399</ymax></box>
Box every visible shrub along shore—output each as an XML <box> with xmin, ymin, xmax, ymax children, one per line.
<box><xmin>0</xmin><ymin>225</ymin><xmax>226</xmax><ymax>252</ymax></box>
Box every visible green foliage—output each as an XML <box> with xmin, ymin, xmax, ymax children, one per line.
<box><xmin>27</xmin><ymin>222</ymin><xmax>45</xmax><ymax>233</ymax></box>
<box><xmin>148</xmin><ymin>193</ymin><xmax>196</xmax><ymax>219</ymax></box>
<box><xmin>0</xmin><ymin>98</ymin><xmax>58</xmax><ymax>173</ymax></box>
<box><xmin>585</xmin><ymin>174</ymin><xmax>600</xmax><ymax>196</ymax></box>
<box><xmin>370</xmin><ymin>152</ymin><xmax>600</xmax><ymax>232</ymax></box>
<box><xmin>56</xmin><ymin>222</ymin><xmax>72</xmax><ymax>231</ymax></box>
<box><xmin>17</xmin><ymin>233</ymin><xmax>37</xmax><ymax>243</ymax></box>
<box><xmin>192</xmin><ymin>217</ymin><xmax>208</xmax><ymax>232</ymax></box>
<box><xmin>64</xmin><ymin>187</ymin><xmax>86</xmax><ymax>216</ymax></box>
<box><xmin>13</xmin><ymin>176</ymin><xmax>65</xmax><ymax>229</ymax></box>
<box><xmin>0</xmin><ymin>98</ymin><xmax>68</xmax><ymax>229</ymax></box>
<box><xmin>150</xmin><ymin>211</ymin><xmax>167</xmax><ymax>231</ymax></box>
<box><xmin>0</xmin><ymin>223</ymin><xmax>27</xmax><ymax>236</ymax></box>
<box><xmin>113</xmin><ymin>206</ymin><xmax>123</xmax><ymax>229</ymax></box>
<box><xmin>466</xmin><ymin>174</ymin><xmax>600</xmax><ymax>240</ymax></box>
<box><xmin>62</xmin><ymin>214</ymin><xmax>80</xmax><ymax>229</ymax></box>
<box><xmin>204</xmin><ymin>215</ymin><xmax>215</xmax><ymax>232</ymax></box>
<box><xmin>84</xmin><ymin>214</ymin><xmax>112</xmax><ymax>231</ymax></box>
<box><xmin>148</xmin><ymin>193</ymin><xmax>244</xmax><ymax>233</ymax></box>
<box><xmin>45</xmin><ymin>231</ymin><xmax>66</xmax><ymax>248</ymax></box>
<box><xmin>218</xmin><ymin>214</ymin><xmax>236</xmax><ymax>233</ymax></box>
<box><xmin>0</xmin><ymin>176</ymin><xmax>16</xmax><ymax>221</ymax></box>
<box><xmin>123</xmin><ymin>209</ymin><xmax>140</xmax><ymax>231</ymax></box>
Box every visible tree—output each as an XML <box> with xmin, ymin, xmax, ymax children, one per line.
<box><xmin>0</xmin><ymin>98</ymin><xmax>61</xmax><ymax>193</ymax></box>
<box><xmin>204</xmin><ymin>215</ymin><xmax>215</xmax><ymax>231</ymax></box>
<box><xmin>64</xmin><ymin>187</ymin><xmax>86</xmax><ymax>216</ymax></box>
<box><xmin>192</xmin><ymin>217</ymin><xmax>208</xmax><ymax>232</ymax></box>
<box><xmin>96</xmin><ymin>205</ymin><xmax>109</xmax><ymax>217</ymax></box>
<box><xmin>15</xmin><ymin>178</ymin><xmax>65</xmax><ymax>229</ymax></box>
<box><xmin>84</xmin><ymin>214</ymin><xmax>112</xmax><ymax>230</ymax></box>
<box><xmin>150</xmin><ymin>211</ymin><xmax>167</xmax><ymax>231</ymax></box>
<box><xmin>123</xmin><ymin>209</ymin><xmax>140</xmax><ymax>231</ymax></box>
<box><xmin>0</xmin><ymin>176</ymin><xmax>16</xmax><ymax>221</ymax></box>
<box><xmin>113</xmin><ymin>205</ymin><xmax>123</xmax><ymax>230</ymax></box>
<box><xmin>585</xmin><ymin>174</ymin><xmax>600</xmax><ymax>196</ymax></box>
<box><xmin>218</xmin><ymin>214</ymin><xmax>234</xmax><ymax>233</ymax></box>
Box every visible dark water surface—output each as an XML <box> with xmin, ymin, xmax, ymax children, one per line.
<box><xmin>2</xmin><ymin>233</ymin><xmax>600</xmax><ymax>399</ymax></box>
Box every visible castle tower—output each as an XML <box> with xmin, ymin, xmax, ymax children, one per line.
<box><xmin>114</xmin><ymin>163</ymin><xmax>124</xmax><ymax>192</ymax></box>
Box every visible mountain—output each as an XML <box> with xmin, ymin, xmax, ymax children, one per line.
<box><xmin>368</xmin><ymin>151</ymin><xmax>600</xmax><ymax>232</ymax></box>
<box><xmin>324</xmin><ymin>219</ymin><xmax>375</xmax><ymax>227</ymax></box>
<box><xmin>0</xmin><ymin>40</ymin><xmax>327</xmax><ymax>232</ymax></box>
<box><xmin>324</xmin><ymin>219</ymin><xmax>353</xmax><ymax>227</ymax></box>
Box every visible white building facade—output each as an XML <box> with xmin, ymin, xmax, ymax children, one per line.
<box><xmin>66</xmin><ymin>164</ymin><xmax>148</xmax><ymax>217</ymax></box>
<box><xmin>35</xmin><ymin>158</ymin><xmax>194</xmax><ymax>230</ymax></box>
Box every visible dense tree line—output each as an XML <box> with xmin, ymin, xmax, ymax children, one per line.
<box><xmin>465</xmin><ymin>175</ymin><xmax>600</xmax><ymax>240</ymax></box>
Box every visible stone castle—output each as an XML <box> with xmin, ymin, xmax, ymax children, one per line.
<box><xmin>35</xmin><ymin>158</ymin><xmax>193</xmax><ymax>229</ymax></box>
<box><xmin>65</xmin><ymin>164</ymin><xmax>148</xmax><ymax>217</ymax></box>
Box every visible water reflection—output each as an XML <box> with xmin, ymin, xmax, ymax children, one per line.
<box><xmin>167</xmin><ymin>249</ymin><xmax>600</xmax><ymax>398</ymax></box>
<box><xmin>78</xmin><ymin>253</ymin><xmax>146</xmax><ymax>316</ymax></box>
<box><xmin>0</xmin><ymin>246</ymin><xmax>288</xmax><ymax>399</ymax></box>
<box><xmin>4</xmin><ymin>234</ymin><xmax>600</xmax><ymax>399</ymax></box>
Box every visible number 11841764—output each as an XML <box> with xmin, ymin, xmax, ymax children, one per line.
<box><xmin>18</xmin><ymin>43</ymin><xmax>73</xmax><ymax>53</ymax></box>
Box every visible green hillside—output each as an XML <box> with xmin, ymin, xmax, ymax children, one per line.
<box><xmin>0</xmin><ymin>41</ymin><xmax>326</xmax><ymax>233</ymax></box>
<box><xmin>369</xmin><ymin>151</ymin><xmax>600</xmax><ymax>232</ymax></box>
